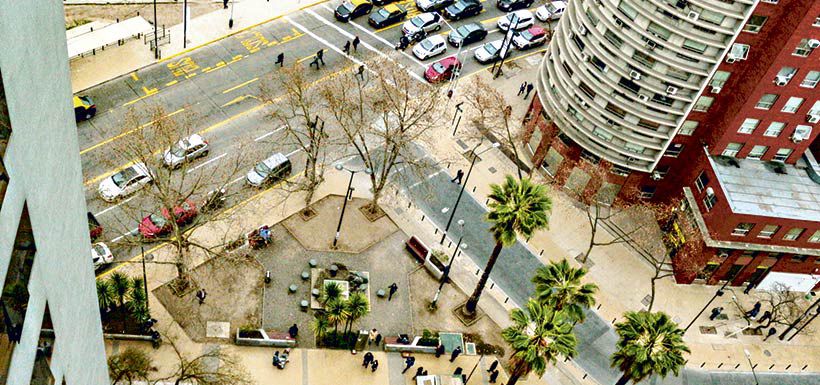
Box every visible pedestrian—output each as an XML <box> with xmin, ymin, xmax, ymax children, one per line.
<box><xmin>196</xmin><ymin>289</ymin><xmax>207</xmax><ymax>305</ymax></box>
<box><xmin>223</xmin><ymin>0</ymin><xmax>228</xmax><ymax>9</ymax></box>
<box><xmin>388</xmin><ymin>283</ymin><xmax>398</xmax><ymax>301</ymax></box>
<box><xmin>375</xmin><ymin>332</ymin><xmax>382</xmax><ymax>346</ymax></box>
<box><xmin>422</xmin><ymin>370</ymin><xmax>428</xmax><ymax>376</ymax></box>
<box><xmin>518</xmin><ymin>82</ymin><xmax>527</xmax><ymax>96</ymax></box>
<box><xmin>316</xmin><ymin>49</ymin><xmax>325</xmax><ymax>66</ymax></box>
<box><xmin>413</xmin><ymin>367</ymin><xmax>424</xmax><ymax>380</ymax></box>
<box><xmin>450</xmin><ymin>346</ymin><xmax>462</xmax><ymax>362</ymax></box>
<box><xmin>454</xmin><ymin>367</ymin><xmax>463</xmax><ymax>376</ymax></box>
<box><xmin>435</xmin><ymin>344</ymin><xmax>445</xmax><ymax>358</ymax></box>
<box><xmin>371</xmin><ymin>359</ymin><xmax>379</xmax><ymax>372</ymax></box>
<box><xmin>758</xmin><ymin>310</ymin><xmax>772</xmax><ymax>324</ymax></box>
<box><xmin>362</xmin><ymin>351</ymin><xmax>374</xmax><ymax>367</ymax></box>
<box><xmin>746</xmin><ymin>302</ymin><xmax>761</xmax><ymax>319</ymax></box>
<box><xmin>288</xmin><ymin>323</ymin><xmax>298</xmax><ymax>338</ymax></box>
<box><xmin>368</xmin><ymin>328</ymin><xmax>378</xmax><ymax>345</ymax></box>
<box><xmin>489</xmin><ymin>369</ymin><xmax>499</xmax><ymax>383</ymax></box>
<box><xmin>451</xmin><ymin>169</ymin><xmax>464</xmax><ymax>184</ymax></box>
<box><xmin>402</xmin><ymin>356</ymin><xmax>415</xmax><ymax>373</ymax></box>
<box><xmin>744</xmin><ymin>281</ymin><xmax>755</xmax><ymax>294</ymax></box>
<box><xmin>353</xmin><ymin>35</ymin><xmax>360</xmax><ymax>52</ymax></box>
<box><xmin>525</xmin><ymin>82</ymin><xmax>534</xmax><ymax>98</ymax></box>
<box><xmin>487</xmin><ymin>359</ymin><xmax>498</xmax><ymax>372</ymax></box>
<box><xmin>356</xmin><ymin>64</ymin><xmax>366</xmax><ymax>80</ymax></box>
<box><xmin>709</xmin><ymin>307</ymin><xmax>723</xmax><ymax>321</ymax></box>
<box><xmin>275</xmin><ymin>52</ymin><xmax>284</xmax><ymax>67</ymax></box>
<box><xmin>310</xmin><ymin>55</ymin><xmax>320</xmax><ymax>69</ymax></box>
<box><xmin>343</xmin><ymin>40</ymin><xmax>351</xmax><ymax>55</ymax></box>
<box><xmin>397</xmin><ymin>35</ymin><xmax>410</xmax><ymax>51</ymax></box>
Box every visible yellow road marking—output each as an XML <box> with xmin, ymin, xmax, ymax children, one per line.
<box><xmin>130</xmin><ymin>72</ymin><xmax>139</xmax><ymax>81</ymax></box>
<box><xmin>222</xmin><ymin>78</ymin><xmax>259</xmax><ymax>94</ymax></box>
<box><xmin>203</xmin><ymin>61</ymin><xmax>227</xmax><ymax>74</ymax></box>
<box><xmin>228</xmin><ymin>54</ymin><xmax>244</xmax><ymax>64</ymax></box>
<box><xmin>297</xmin><ymin>54</ymin><xmax>314</xmax><ymax>64</ymax></box>
<box><xmin>80</xmin><ymin>108</ymin><xmax>185</xmax><ymax>156</ymax></box>
<box><xmin>142</xmin><ymin>86</ymin><xmax>158</xmax><ymax>95</ymax></box>
<box><xmin>185</xmin><ymin>73</ymin><xmax>198</xmax><ymax>79</ymax></box>
<box><xmin>165</xmin><ymin>80</ymin><xmax>179</xmax><ymax>87</ymax></box>
<box><xmin>222</xmin><ymin>94</ymin><xmax>261</xmax><ymax>108</ymax></box>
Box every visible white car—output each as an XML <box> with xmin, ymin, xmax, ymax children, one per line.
<box><xmin>91</xmin><ymin>242</ymin><xmax>114</xmax><ymax>270</ymax></box>
<box><xmin>413</xmin><ymin>35</ymin><xmax>448</xmax><ymax>60</ymax></box>
<box><xmin>402</xmin><ymin>12</ymin><xmax>443</xmax><ymax>36</ymax></box>
<box><xmin>473</xmin><ymin>39</ymin><xmax>509</xmax><ymax>63</ymax></box>
<box><xmin>247</xmin><ymin>152</ymin><xmax>292</xmax><ymax>187</ymax></box>
<box><xmin>98</xmin><ymin>163</ymin><xmax>152</xmax><ymax>202</ymax></box>
<box><xmin>415</xmin><ymin>0</ymin><xmax>455</xmax><ymax>12</ymax></box>
<box><xmin>535</xmin><ymin>1</ymin><xmax>566</xmax><ymax>21</ymax></box>
<box><xmin>497</xmin><ymin>9</ymin><xmax>534</xmax><ymax>31</ymax></box>
<box><xmin>162</xmin><ymin>134</ymin><xmax>210</xmax><ymax>169</ymax></box>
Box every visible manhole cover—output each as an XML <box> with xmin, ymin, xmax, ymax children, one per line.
<box><xmin>574</xmin><ymin>253</ymin><xmax>594</xmax><ymax>267</ymax></box>
<box><xmin>699</xmin><ymin>326</ymin><xmax>717</xmax><ymax>335</ymax></box>
<box><xmin>205</xmin><ymin>321</ymin><xmax>231</xmax><ymax>339</ymax></box>
<box><xmin>456</xmin><ymin>139</ymin><xmax>468</xmax><ymax>150</ymax></box>
<box><xmin>641</xmin><ymin>295</ymin><xmax>652</xmax><ymax>307</ymax></box>
<box><xmin>488</xmin><ymin>166</ymin><xmax>497</xmax><ymax>174</ymax></box>
<box><xmin>394</xmin><ymin>207</ymin><xmax>403</xmax><ymax>215</ymax></box>
<box><xmin>465</xmin><ymin>342</ymin><xmax>477</xmax><ymax>355</ymax></box>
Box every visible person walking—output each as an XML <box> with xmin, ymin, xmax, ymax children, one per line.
<box><xmin>758</xmin><ymin>310</ymin><xmax>772</xmax><ymax>324</ymax></box>
<box><xmin>343</xmin><ymin>40</ymin><xmax>351</xmax><ymax>55</ymax></box>
<box><xmin>454</xmin><ymin>367</ymin><xmax>463</xmax><ymax>376</ymax></box>
<box><xmin>275</xmin><ymin>53</ymin><xmax>284</xmax><ymax>67</ymax></box>
<box><xmin>451</xmin><ymin>169</ymin><xmax>464</xmax><ymax>184</ymax></box>
<box><xmin>517</xmin><ymin>82</ymin><xmax>527</xmax><ymax>96</ymax></box>
<box><xmin>315</xmin><ymin>49</ymin><xmax>325</xmax><ymax>66</ymax></box>
<box><xmin>371</xmin><ymin>359</ymin><xmax>379</xmax><ymax>372</ymax></box>
<box><xmin>744</xmin><ymin>281</ymin><xmax>755</xmax><ymax>294</ymax></box>
<box><xmin>525</xmin><ymin>82</ymin><xmax>534</xmax><ymax>98</ymax></box>
<box><xmin>196</xmin><ymin>289</ymin><xmax>207</xmax><ymax>305</ymax></box>
<box><xmin>709</xmin><ymin>307</ymin><xmax>723</xmax><ymax>321</ymax></box>
<box><xmin>487</xmin><ymin>360</ymin><xmax>498</xmax><ymax>373</ymax></box>
<box><xmin>388</xmin><ymin>283</ymin><xmax>398</xmax><ymax>301</ymax></box>
<box><xmin>489</xmin><ymin>370</ymin><xmax>499</xmax><ymax>383</ymax></box>
<box><xmin>435</xmin><ymin>344</ymin><xmax>445</xmax><ymax>358</ymax></box>
<box><xmin>374</xmin><ymin>332</ymin><xmax>382</xmax><ymax>346</ymax></box>
<box><xmin>402</xmin><ymin>356</ymin><xmax>415</xmax><ymax>373</ymax></box>
<box><xmin>450</xmin><ymin>346</ymin><xmax>462</xmax><ymax>362</ymax></box>
<box><xmin>309</xmin><ymin>55</ymin><xmax>320</xmax><ymax>69</ymax></box>
<box><xmin>353</xmin><ymin>35</ymin><xmax>361</xmax><ymax>51</ymax></box>
<box><xmin>746</xmin><ymin>302</ymin><xmax>762</xmax><ymax>319</ymax></box>
<box><xmin>288</xmin><ymin>324</ymin><xmax>298</xmax><ymax>338</ymax></box>
<box><xmin>368</xmin><ymin>328</ymin><xmax>378</xmax><ymax>345</ymax></box>
<box><xmin>356</xmin><ymin>64</ymin><xmax>366</xmax><ymax>80</ymax></box>
<box><xmin>362</xmin><ymin>352</ymin><xmax>374</xmax><ymax>368</ymax></box>
<box><xmin>413</xmin><ymin>367</ymin><xmax>424</xmax><ymax>380</ymax></box>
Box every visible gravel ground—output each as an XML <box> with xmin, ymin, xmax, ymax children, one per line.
<box><xmin>65</xmin><ymin>2</ymin><xmax>218</xmax><ymax>29</ymax></box>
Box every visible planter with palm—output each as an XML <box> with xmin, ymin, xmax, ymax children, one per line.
<box><xmin>532</xmin><ymin>259</ymin><xmax>598</xmax><ymax>323</ymax></box>
<box><xmin>464</xmin><ymin>176</ymin><xmax>551</xmax><ymax>316</ymax></box>
<box><xmin>96</xmin><ymin>279</ymin><xmax>114</xmax><ymax>317</ymax></box>
<box><xmin>109</xmin><ymin>272</ymin><xmax>132</xmax><ymax>332</ymax></box>
<box><xmin>501</xmin><ymin>299</ymin><xmax>577</xmax><ymax>385</ymax></box>
<box><xmin>611</xmin><ymin>311</ymin><xmax>690</xmax><ymax>385</ymax></box>
<box><xmin>129</xmin><ymin>277</ymin><xmax>149</xmax><ymax>329</ymax></box>
<box><xmin>344</xmin><ymin>292</ymin><xmax>370</xmax><ymax>345</ymax></box>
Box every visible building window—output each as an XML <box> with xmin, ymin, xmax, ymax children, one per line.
<box><xmin>761</xmin><ymin>0</ymin><xmax>778</xmax><ymax>4</ymax></box>
<box><xmin>655</xmin><ymin>165</ymin><xmax>670</xmax><ymax>179</ymax></box>
<box><xmin>732</xmin><ymin>223</ymin><xmax>755</xmax><ymax>236</ymax></box>
<box><xmin>783</xmin><ymin>227</ymin><xmax>804</xmax><ymax>241</ymax></box>
<box><xmin>764</xmin><ymin>122</ymin><xmax>785</xmax><ymax>137</ymax></box>
<box><xmin>590</xmin><ymin>55</ymin><xmax>607</xmax><ymax>72</ymax></box>
<box><xmin>567</xmin><ymin>106</ymin><xmax>584</xmax><ymax>122</ymax></box>
<box><xmin>667</xmin><ymin>67</ymin><xmax>690</xmax><ymax>81</ymax></box>
<box><xmin>703</xmin><ymin>187</ymin><xmax>717</xmax><ymax>211</ymax></box>
<box><xmin>617</xmin><ymin>1</ymin><xmax>639</xmax><ymax>20</ymax></box>
<box><xmin>579</xmin><ymin>82</ymin><xmax>597</xmax><ymax>99</ymax></box>
<box><xmin>808</xmin><ymin>230</ymin><xmax>820</xmax><ymax>243</ymax></box>
<box><xmin>793</xmin><ymin>39</ymin><xmax>816</xmax><ymax>57</ymax></box>
<box><xmin>647</xmin><ymin>22</ymin><xmax>672</xmax><ymax>41</ymax></box>
<box><xmin>755</xmin><ymin>94</ymin><xmax>778</xmax><ymax>110</ymax></box>
<box><xmin>729</xmin><ymin>43</ymin><xmax>750</xmax><ymax>60</ymax></box>
<box><xmin>652</xmin><ymin>94</ymin><xmax>673</xmax><ymax>107</ymax></box>
<box><xmin>722</xmin><ymin>142</ymin><xmax>743</xmax><ymax>157</ymax></box>
<box><xmin>632</xmin><ymin>51</ymin><xmax>655</xmax><ymax>68</ymax></box>
<box><xmin>695</xmin><ymin>171</ymin><xmax>709</xmax><ymax>192</ymax></box>
<box><xmin>639</xmin><ymin>186</ymin><xmax>656</xmax><ymax>199</ymax></box>
<box><xmin>693</xmin><ymin>96</ymin><xmax>714</xmax><ymax>112</ymax></box>
<box><xmin>592</xmin><ymin>127</ymin><xmax>613</xmax><ymax>142</ymax></box>
<box><xmin>586</xmin><ymin>9</ymin><xmax>600</xmax><ymax>26</ymax></box>
<box><xmin>604</xmin><ymin>30</ymin><xmax>624</xmax><ymax>49</ymax></box>
<box><xmin>665</xmin><ymin>143</ymin><xmax>684</xmax><ymax>157</ymax></box>
<box><xmin>774</xmin><ymin>67</ymin><xmax>797</xmax><ymax>85</ymax></box>
<box><xmin>747</xmin><ymin>145</ymin><xmax>768</xmax><ymax>160</ymax></box>
<box><xmin>710</xmin><ymin>71</ymin><xmax>730</xmax><ymax>88</ymax></box>
<box><xmin>773</xmin><ymin>148</ymin><xmax>793</xmax><ymax>162</ymax></box>
<box><xmin>814</xmin><ymin>15</ymin><xmax>820</xmax><ymax>27</ymax></box>
<box><xmin>700</xmin><ymin>9</ymin><xmax>725</xmax><ymax>26</ymax></box>
<box><xmin>738</xmin><ymin>118</ymin><xmax>759</xmax><ymax>134</ymax></box>
<box><xmin>679</xmin><ymin>120</ymin><xmax>698</xmax><ymax>136</ymax></box>
<box><xmin>625</xmin><ymin>142</ymin><xmax>646</xmax><ymax>154</ymax></box>
<box><xmin>758</xmin><ymin>224</ymin><xmax>780</xmax><ymax>238</ymax></box>
<box><xmin>801</xmin><ymin>71</ymin><xmax>819</xmax><ymax>88</ymax></box>
<box><xmin>605</xmin><ymin>103</ymin><xmax>626</xmax><ymax>119</ymax></box>
<box><xmin>618</xmin><ymin>77</ymin><xmax>641</xmax><ymax>94</ymax></box>
<box><xmin>743</xmin><ymin>15</ymin><xmax>768</xmax><ymax>33</ymax></box>
<box><xmin>781</xmin><ymin>97</ymin><xmax>804</xmax><ymax>113</ymax></box>
<box><xmin>683</xmin><ymin>39</ymin><xmax>707</xmax><ymax>54</ymax></box>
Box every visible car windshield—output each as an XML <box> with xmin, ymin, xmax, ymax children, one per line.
<box><xmin>546</xmin><ymin>4</ymin><xmax>557</xmax><ymax>12</ymax></box>
<box><xmin>411</xmin><ymin>17</ymin><xmax>426</xmax><ymax>27</ymax></box>
<box><xmin>92</xmin><ymin>244</ymin><xmax>106</xmax><ymax>255</ymax></box>
<box><xmin>149</xmin><ymin>213</ymin><xmax>168</xmax><ymax>227</ymax></box>
<box><xmin>111</xmin><ymin>168</ymin><xmax>136</xmax><ymax>188</ymax></box>
<box><xmin>421</xmin><ymin>39</ymin><xmax>436</xmax><ymax>50</ymax></box>
<box><xmin>341</xmin><ymin>1</ymin><xmax>355</xmax><ymax>11</ymax></box>
<box><xmin>254</xmin><ymin>162</ymin><xmax>271</xmax><ymax>177</ymax></box>
<box><xmin>455</xmin><ymin>25</ymin><xmax>470</xmax><ymax>37</ymax></box>
<box><xmin>484</xmin><ymin>43</ymin><xmax>498</xmax><ymax>55</ymax></box>
<box><xmin>170</xmin><ymin>141</ymin><xmax>189</xmax><ymax>157</ymax></box>
<box><xmin>432</xmin><ymin>62</ymin><xmax>447</xmax><ymax>73</ymax></box>
<box><xmin>377</xmin><ymin>9</ymin><xmax>391</xmax><ymax>17</ymax></box>
<box><xmin>520</xmin><ymin>30</ymin><xmax>534</xmax><ymax>40</ymax></box>
<box><xmin>453</xmin><ymin>1</ymin><xmax>468</xmax><ymax>11</ymax></box>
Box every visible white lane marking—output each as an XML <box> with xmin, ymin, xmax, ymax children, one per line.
<box><xmin>187</xmin><ymin>153</ymin><xmax>226</xmax><ymax>174</ymax></box>
<box><xmin>95</xmin><ymin>196</ymin><xmax>135</xmax><ymax>217</ymax></box>
<box><xmin>111</xmin><ymin>227</ymin><xmax>138</xmax><ymax>243</ymax></box>
<box><xmin>286</xmin><ymin>148</ymin><xmax>304</xmax><ymax>157</ymax></box>
<box><xmin>230</xmin><ymin>175</ymin><xmax>246</xmax><ymax>185</ymax></box>
<box><xmin>255</xmin><ymin>125</ymin><xmax>286</xmax><ymax>142</ymax></box>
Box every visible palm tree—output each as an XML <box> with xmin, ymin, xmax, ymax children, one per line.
<box><xmin>129</xmin><ymin>277</ymin><xmax>149</xmax><ymax>328</ymax></box>
<box><xmin>311</xmin><ymin>315</ymin><xmax>329</xmax><ymax>341</ymax></box>
<box><xmin>612</xmin><ymin>311</ymin><xmax>690</xmax><ymax>385</ymax></box>
<box><xmin>343</xmin><ymin>292</ymin><xmax>370</xmax><ymax>335</ymax></box>
<box><xmin>464</xmin><ymin>176</ymin><xmax>551</xmax><ymax>316</ymax></box>
<box><xmin>321</xmin><ymin>281</ymin><xmax>342</xmax><ymax>305</ymax></box>
<box><xmin>501</xmin><ymin>299</ymin><xmax>577</xmax><ymax>385</ymax></box>
<box><xmin>325</xmin><ymin>299</ymin><xmax>349</xmax><ymax>335</ymax></box>
<box><xmin>108</xmin><ymin>272</ymin><xmax>132</xmax><ymax>308</ymax></box>
<box><xmin>96</xmin><ymin>279</ymin><xmax>114</xmax><ymax>315</ymax></box>
<box><xmin>532</xmin><ymin>259</ymin><xmax>598</xmax><ymax>323</ymax></box>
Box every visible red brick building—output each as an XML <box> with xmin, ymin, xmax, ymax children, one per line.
<box><xmin>526</xmin><ymin>0</ymin><xmax>820</xmax><ymax>290</ymax></box>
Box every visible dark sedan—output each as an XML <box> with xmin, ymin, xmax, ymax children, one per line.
<box><xmin>335</xmin><ymin>0</ymin><xmax>373</xmax><ymax>22</ymax></box>
<box><xmin>447</xmin><ymin>22</ymin><xmax>488</xmax><ymax>47</ymax></box>
<box><xmin>368</xmin><ymin>4</ymin><xmax>408</xmax><ymax>28</ymax></box>
<box><xmin>497</xmin><ymin>0</ymin><xmax>534</xmax><ymax>11</ymax></box>
<box><xmin>443</xmin><ymin>0</ymin><xmax>483</xmax><ymax>20</ymax></box>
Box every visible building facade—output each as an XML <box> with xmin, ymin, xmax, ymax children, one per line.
<box><xmin>0</xmin><ymin>2</ymin><xmax>109</xmax><ymax>385</ymax></box>
<box><xmin>525</xmin><ymin>0</ymin><xmax>820</xmax><ymax>290</ymax></box>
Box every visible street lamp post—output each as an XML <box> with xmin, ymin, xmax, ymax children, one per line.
<box><xmin>779</xmin><ymin>295</ymin><xmax>820</xmax><ymax>340</ymax></box>
<box><xmin>439</xmin><ymin>142</ymin><xmax>500</xmax><ymax>244</ymax></box>
<box><xmin>431</xmin><ymin>220</ymin><xmax>466</xmax><ymax>308</ymax></box>
<box><xmin>183</xmin><ymin>0</ymin><xmax>188</xmax><ymax>48</ymax></box>
<box><xmin>152</xmin><ymin>0</ymin><xmax>159</xmax><ymax>59</ymax></box>
<box><xmin>788</xmin><ymin>304</ymin><xmax>820</xmax><ymax>341</ymax></box>
<box><xmin>744</xmin><ymin>349</ymin><xmax>760</xmax><ymax>385</ymax></box>
<box><xmin>491</xmin><ymin>15</ymin><xmax>520</xmax><ymax>78</ymax></box>
<box><xmin>332</xmin><ymin>164</ymin><xmax>371</xmax><ymax>249</ymax></box>
<box><xmin>683</xmin><ymin>271</ymin><xmax>741</xmax><ymax>333</ymax></box>
<box><xmin>229</xmin><ymin>0</ymin><xmax>235</xmax><ymax>29</ymax></box>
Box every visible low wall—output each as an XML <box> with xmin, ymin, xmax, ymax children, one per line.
<box><xmin>235</xmin><ymin>329</ymin><xmax>296</xmax><ymax>348</ymax></box>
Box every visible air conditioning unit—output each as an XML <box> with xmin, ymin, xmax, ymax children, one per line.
<box><xmin>687</xmin><ymin>11</ymin><xmax>700</xmax><ymax>20</ymax></box>
<box><xmin>725</xmin><ymin>55</ymin><xmax>737</xmax><ymax>64</ymax></box>
<box><xmin>775</xmin><ymin>75</ymin><xmax>789</xmax><ymax>86</ymax></box>
<box><xmin>568</xmin><ymin>32</ymin><xmax>575</xmax><ymax>39</ymax></box>
<box><xmin>578</xmin><ymin>25</ymin><xmax>588</xmax><ymax>35</ymax></box>
<box><xmin>650</xmin><ymin>171</ymin><xmax>663</xmax><ymax>180</ymax></box>
<box><xmin>638</xmin><ymin>94</ymin><xmax>649</xmax><ymax>102</ymax></box>
<box><xmin>630</xmin><ymin>70</ymin><xmax>641</xmax><ymax>80</ymax></box>
<box><xmin>792</xmin><ymin>125</ymin><xmax>812</xmax><ymax>142</ymax></box>
<box><xmin>646</xmin><ymin>40</ymin><xmax>658</xmax><ymax>50</ymax></box>
<box><xmin>579</xmin><ymin>52</ymin><xmax>590</xmax><ymax>61</ymax></box>
<box><xmin>666</xmin><ymin>85</ymin><xmax>678</xmax><ymax>95</ymax></box>
<box><xmin>711</xmin><ymin>86</ymin><xmax>722</xmax><ymax>94</ymax></box>
<box><xmin>615</xmin><ymin>18</ymin><xmax>626</xmax><ymax>28</ymax></box>
<box><xmin>809</xmin><ymin>39</ymin><xmax>820</xmax><ymax>48</ymax></box>
<box><xmin>808</xmin><ymin>113</ymin><xmax>820</xmax><ymax>123</ymax></box>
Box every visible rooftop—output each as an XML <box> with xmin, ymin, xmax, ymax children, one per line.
<box><xmin>708</xmin><ymin>154</ymin><xmax>820</xmax><ymax>222</ymax></box>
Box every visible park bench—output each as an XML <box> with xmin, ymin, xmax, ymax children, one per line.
<box><xmin>383</xmin><ymin>335</ymin><xmax>437</xmax><ymax>354</ymax></box>
<box><xmin>405</xmin><ymin>236</ymin><xmax>430</xmax><ymax>263</ymax></box>
<box><xmin>234</xmin><ymin>329</ymin><xmax>296</xmax><ymax>348</ymax></box>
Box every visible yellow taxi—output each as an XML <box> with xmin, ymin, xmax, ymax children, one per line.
<box><xmin>73</xmin><ymin>95</ymin><xmax>96</xmax><ymax>122</ymax></box>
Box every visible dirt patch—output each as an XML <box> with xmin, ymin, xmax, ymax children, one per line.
<box><xmin>65</xmin><ymin>2</ymin><xmax>218</xmax><ymax>29</ymax></box>
<box><xmin>153</xmin><ymin>255</ymin><xmax>263</xmax><ymax>342</ymax></box>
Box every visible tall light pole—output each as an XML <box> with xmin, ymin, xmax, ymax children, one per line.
<box><xmin>492</xmin><ymin>15</ymin><xmax>520</xmax><ymax>78</ymax></box>
<box><xmin>183</xmin><ymin>0</ymin><xmax>188</xmax><ymax>48</ymax></box>
<box><xmin>439</xmin><ymin>141</ymin><xmax>500</xmax><ymax>244</ymax></box>
<box><xmin>744</xmin><ymin>349</ymin><xmax>759</xmax><ymax>385</ymax></box>
<box><xmin>779</xmin><ymin>295</ymin><xmax>820</xmax><ymax>340</ymax></box>
<box><xmin>788</xmin><ymin>304</ymin><xmax>820</xmax><ymax>341</ymax></box>
<box><xmin>431</xmin><ymin>220</ymin><xmax>466</xmax><ymax>308</ymax></box>
<box><xmin>153</xmin><ymin>0</ymin><xmax>159</xmax><ymax>59</ymax></box>
<box><xmin>229</xmin><ymin>0</ymin><xmax>235</xmax><ymax>29</ymax></box>
<box><xmin>332</xmin><ymin>164</ymin><xmax>371</xmax><ymax>249</ymax></box>
<box><xmin>683</xmin><ymin>270</ymin><xmax>741</xmax><ymax>333</ymax></box>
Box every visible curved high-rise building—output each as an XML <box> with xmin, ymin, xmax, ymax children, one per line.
<box><xmin>535</xmin><ymin>0</ymin><xmax>755</xmax><ymax>171</ymax></box>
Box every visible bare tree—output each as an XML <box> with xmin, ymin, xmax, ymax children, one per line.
<box><xmin>156</xmin><ymin>339</ymin><xmax>254</xmax><ymax>385</ymax></box>
<box><xmin>108</xmin><ymin>346</ymin><xmax>154</xmax><ymax>385</ymax></box>
<box><xmin>736</xmin><ymin>283</ymin><xmax>807</xmax><ymax>332</ymax></box>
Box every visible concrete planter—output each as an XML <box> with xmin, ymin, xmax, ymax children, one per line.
<box><xmin>235</xmin><ymin>329</ymin><xmax>296</xmax><ymax>347</ymax></box>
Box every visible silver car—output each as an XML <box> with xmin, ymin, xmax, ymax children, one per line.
<box><xmin>98</xmin><ymin>163</ymin><xmax>153</xmax><ymax>202</ymax></box>
<box><xmin>162</xmin><ymin>134</ymin><xmax>210</xmax><ymax>169</ymax></box>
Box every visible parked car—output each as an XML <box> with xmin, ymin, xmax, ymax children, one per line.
<box><xmin>402</xmin><ymin>12</ymin><xmax>442</xmax><ymax>36</ymax></box>
<box><xmin>473</xmin><ymin>39</ymin><xmax>510</xmax><ymax>63</ymax></box>
<box><xmin>73</xmin><ymin>95</ymin><xmax>96</xmax><ymax>122</ymax></box>
<box><xmin>372</xmin><ymin>0</ymin><xmax>396</xmax><ymax>4</ymax></box>
<box><xmin>91</xmin><ymin>242</ymin><xmax>114</xmax><ymax>270</ymax></box>
<box><xmin>98</xmin><ymin>163</ymin><xmax>152</xmax><ymax>202</ymax></box>
<box><xmin>138</xmin><ymin>200</ymin><xmax>198</xmax><ymax>238</ymax></box>
<box><xmin>88</xmin><ymin>211</ymin><xmax>103</xmax><ymax>241</ymax></box>
<box><xmin>424</xmin><ymin>56</ymin><xmax>462</xmax><ymax>83</ymax></box>
<box><xmin>413</xmin><ymin>35</ymin><xmax>448</xmax><ymax>59</ymax></box>
<box><xmin>535</xmin><ymin>0</ymin><xmax>567</xmax><ymax>21</ymax></box>
<box><xmin>443</xmin><ymin>0</ymin><xmax>483</xmax><ymax>20</ymax></box>
<box><xmin>447</xmin><ymin>22</ymin><xmax>488</xmax><ymax>47</ymax></box>
<box><xmin>335</xmin><ymin>0</ymin><xmax>374</xmax><ymax>22</ymax></box>
<box><xmin>162</xmin><ymin>134</ymin><xmax>210</xmax><ymax>169</ymax></box>
<box><xmin>247</xmin><ymin>152</ymin><xmax>292</xmax><ymax>187</ymax></box>
<box><xmin>368</xmin><ymin>4</ymin><xmax>408</xmax><ymax>28</ymax></box>
<box><xmin>496</xmin><ymin>0</ymin><xmax>534</xmax><ymax>12</ymax></box>
<box><xmin>513</xmin><ymin>26</ymin><xmax>548</xmax><ymax>49</ymax></box>
<box><xmin>415</xmin><ymin>0</ymin><xmax>455</xmax><ymax>12</ymax></box>
<box><xmin>497</xmin><ymin>9</ymin><xmax>534</xmax><ymax>31</ymax></box>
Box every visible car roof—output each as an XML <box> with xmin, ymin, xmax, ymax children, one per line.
<box><xmin>262</xmin><ymin>153</ymin><xmax>288</xmax><ymax>168</ymax></box>
<box><xmin>463</xmin><ymin>22</ymin><xmax>483</xmax><ymax>31</ymax></box>
<box><xmin>177</xmin><ymin>134</ymin><xmax>205</xmax><ymax>148</ymax></box>
<box><xmin>351</xmin><ymin>0</ymin><xmax>371</xmax><ymax>5</ymax></box>
<box><xmin>551</xmin><ymin>0</ymin><xmax>567</xmax><ymax>7</ymax></box>
<box><xmin>438</xmin><ymin>56</ymin><xmax>461</xmax><ymax>65</ymax></box>
<box><xmin>416</xmin><ymin>12</ymin><xmax>437</xmax><ymax>21</ymax></box>
<box><xmin>511</xmin><ymin>9</ymin><xmax>533</xmax><ymax>17</ymax></box>
<box><xmin>526</xmin><ymin>26</ymin><xmax>546</xmax><ymax>35</ymax></box>
<box><xmin>426</xmin><ymin>35</ymin><xmax>446</xmax><ymax>44</ymax></box>
<box><xmin>384</xmin><ymin>4</ymin><xmax>406</xmax><ymax>12</ymax></box>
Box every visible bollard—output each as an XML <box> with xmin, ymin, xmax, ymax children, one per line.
<box><xmin>434</xmin><ymin>228</ymin><xmax>438</xmax><ymax>234</ymax></box>
<box><xmin>264</xmin><ymin>271</ymin><xmax>271</xmax><ymax>285</ymax></box>
<box><xmin>116</xmin><ymin>18</ymin><xmax>119</xmax><ymax>22</ymax></box>
<box><xmin>612</xmin><ymin>318</ymin><xmax>616</xmax><ymax>324</ymax></box>
<box><xmin>504</xmin><ymin>297</ymin><xmax>509</xmax><ymax>304</ymax></box>
<box><xmin>539</xmin><ymin>250</ymin><xmax>544</xmax><ymax>256</ymax></box>
<box><xmin>769</xmin><ymin>364</ymin><xmax>775</xmax><ymax>370</ymax></box>
<box><xmin>582</xmin><ymin>374</ymin><xmax>587</xmax><ymax>379</ymax></box>
<box><xmin>458</xmin><ymin>250</ymin><xmax>462</xmax><ymax>257</ymax></box>
<box><xmin>476</xmin><ymin>269</ymin><xmax>480</xmax><ymax>275</ymax></box>
<box><xmin>597</xmin><ymin>304</ymin><xmax>602</xmax><ymax>310</ymax></box>
<box><xmin>735</xmin><ymin>364</ymin><xmax>740</xmax><ymax>369</ymax></box>
<box><xmin>472</xmin><ymin>186</ymin><xmax>476</xmax><ymax>193</ymax></box>
<box><xmin>700</xmin><ymin>362</ymin><xmax>705</xmax><ymax>368</ymax></box>
<box><xmin>802</xmin><ymin>365</ymin><xmax>808</xmax><ymax>371</ymax></box>
<box><xmin>752</xmin><ymin>364</ymin><xmax>758</xmax><ymax>370</ymax></box>
<box><xmin>486</xmin><ymin>198</ymin><xmax>489</xmax><ymax>205</ymax></box>
<box><xmin>448</xmin><ymin>241</ymin><xmax>452</xmax><ymax>248</ymax></box>
<box><xmin>408</xmin><ymin>201</ymin><xmax>412</xmax><ymax>208</ymax></box>
<box><xmin>717</xmin><ymin>363</ymin><xmax>723</xmax><ymax>369</ymax></box>
<box><xmin>490</xmin><ymin>283</ymin><xmax>494</xmax><ymax>290</ymax></box>
<box><xmin>421</xmin><ymin>215</ymin><xmax>425</xmax><ymax>221</ymax></box>
<box><xmin>786</xmin><ymin>365</ymin><xmax>791</xmax><ymax>370</ymax></box>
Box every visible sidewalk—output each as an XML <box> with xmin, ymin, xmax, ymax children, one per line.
<box><xmin>68</xmin><ymin>0</ymin><xmax>326</xmax><ymax>92</ymax></box>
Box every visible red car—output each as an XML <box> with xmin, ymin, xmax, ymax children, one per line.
<box><xmin>424</xmin><ymin>56</ymin><xmax>462</xmax><ymax>83</ymax></box>
<box><xmin>512</xmin><ymin>26</ymin><xmax>548</xmax><ymax>49</ymax></box>
<box><xmin>139</xmin><ymin>200</ymin><xmax>198</xmax><ymax>238</ymax></box>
